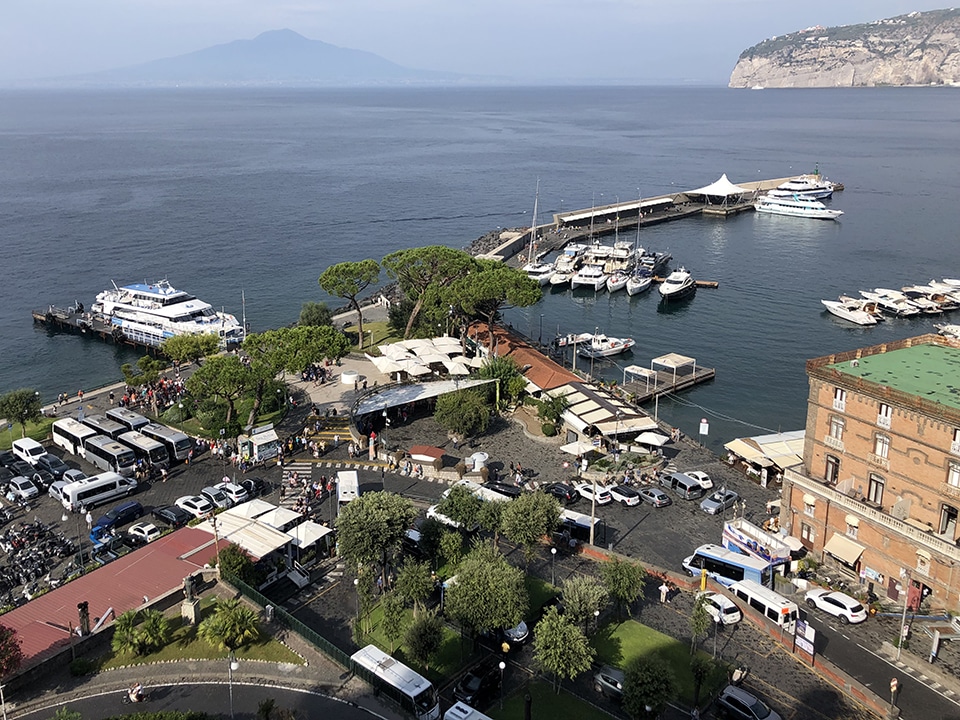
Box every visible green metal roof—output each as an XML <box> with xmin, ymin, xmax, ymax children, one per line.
<box><xmin>829</xmin><ymin>343</ymin><xmax>960</xmax><ymax>411</ymax></box>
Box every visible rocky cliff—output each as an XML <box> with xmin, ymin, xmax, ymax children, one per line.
<box><xmin>729</xmin><ymin>9</ymin><xmax>960</xmax><ymax>88</ymax></box>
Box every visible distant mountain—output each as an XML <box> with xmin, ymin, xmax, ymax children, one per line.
<box><xmin>730</xmin><ymin>9</ymin><xmax>960</xmax><ymax>88</ymax></box>
<box><xmin>50</xmin><ymin>29</ymin><xmax>466</xmax><ymax>87</ymax></box>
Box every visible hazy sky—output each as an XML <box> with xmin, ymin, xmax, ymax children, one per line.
<box><xmin>0</xmin><ymin>1</ymin><xmax>944</xmax><ymax>84</ymax></box>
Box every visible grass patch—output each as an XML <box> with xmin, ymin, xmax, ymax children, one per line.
<box><xmin>99</xmin><ymin>602</ymin><xmax>303</xmax><ymax>670</ymax></box>
<box><xmin>488</xmin><ymin>680</ymin><xmax>611</xmax><ymax>720</ymax></box>
<box><xmin>342</xmin><ymin>320</ymin><xmax>399</xmax><ymax>353</ymax></box>
<box><xmin>359</xmin><ymin>600</ymin><xmax>470</xmax><ymax>684</ymax></box>
<box><xmin>0</xmin><ymin>417</ymin><xmax>56</xmax><ymax>450</ymax></box>
<box><xmin>592</xmin><ymin>620</ymin><xmax>727</xmax><ymax>706</ymax></box>
<box><xmin>525</xmin><ymin>576</ymin><xmax>558</xmax><ymax>618</ymax></box>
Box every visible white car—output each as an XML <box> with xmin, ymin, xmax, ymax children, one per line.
<box><xmin>609</xmin><ymin>484</ymin><xmax>641</xmax><ymax>506</ymax></box>
<box><xmin>686</xmin><ymin>470</ymin><xmax>714</xmax><ymax>490</ymax></box>
<box><xmin>214</xmin><ymin>481</ymin><xmax>250</xmax><ymax>505</ymax></box>
<box><xmin>62</xmin><ymin>469</ymin><xmax>88</xmax><ymax>484</ymax></box>
<box><xmin>698</xmin><ymin>591</ymin><xmax>742</xmax><ymax>625</ymax></box>
<box><xmin>7</xmin><ymin>476</ymin><xmax>39</xmax><ymax>500</ymax></box>
<box><xmin>575</xmin><ymin>482</ymin><xmax>612</xmax><ymax>505</ymax></box>
<box><xmin>175</xmin><ymin>495</ymin><xmax>215</xmax><ymax>519</ymax></box>
<box><xmin>804</xmin><ymin>588</ymin><xmax>867</xmax><ymax>624</ymax></box>
<box><xmin>128</xmin><ymin>522</ymin><xmax>162</xmax><ymax>544</ymax></box>
<box><xmin>201</xmin><ymin>486</ymin><xmax>233</xmax><ymax>510</ymax></box>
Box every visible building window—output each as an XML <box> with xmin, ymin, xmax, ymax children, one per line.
<box><xmin>953</xmin><ymin>429</ymin><xmax>960</xmax><ymax>456</ymax></box>
<box><xmin>940</xmin><ymin>504</ymin><xmax>958</xmax><ymax>539</ymax></box>
<box><xmin>829</xmin><ymin>417</ymin><xmax>844</xmax><ymax>441</ymax></box>
<box><xmin>874</xmin><ymin>434</ymin><xmax>890</xmax><ymax>460</ymax></box>
<box><xmin>833</xmin><ymin>387</ymin><xmax>846</xmax><ymax>411</ymax></box>
<box><xmin>878</xmin><ymin>403</ymin><xmax>892</xmax><ymax>429</ymax></box>
<box><xmin>916</xmin><ymin>552</ymin><xmax>931</xmax><ymax>576</ymax></box>
<box><xmin>948</xmin><ymin>462</ymin><xmax>960</xmax><ymax>489</ymax></box>
<box><xmin>825</xmin><ymin>455</ymin><xmax>840</xmax><ymax>485</ymax></box>
<box><xmin>868</xmin><ymin>474</ymin><xmax>885</xmax><ymax>505</ymax></box>
<box><xmin>804</xmin><ymin>500</ymin><xmax>815</xmax><ymax>517</ymax></box>
<box><xmin>801</xmin><ymin>523</ymin><xmax>815</xmax><ymax>543</ymax></box>
<box><xmin>846</xmin><ymin>522</ymin><xmax>859</xmax><ymax>539</ymax></box>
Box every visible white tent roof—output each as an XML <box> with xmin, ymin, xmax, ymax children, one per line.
<box><xmin>288</xmin><ymin>521</ymin><xmax>334</xmax><ymax>548</ymax></box>
<box><xmin>196</xmin><ymin>512</ymin><xmax>291</xmax><ymax>560</ymax></box>
<box><xmin>636</xmin><ymin>431</ymin><xmax>670</xmax><ymax>447</ymax></box>
<box><xmin>560</xmin><ymin>440</ymin><xmax>603</xmax><ymax>456</ymax></box>
<box><xmin>256</xmin><ymin>506</ymin><xmax>303</xmax><ymax>531</ymax></box>
<box><xmin>222</xmin><ymin>498</ymin><xmax>275</xmax><ymax>520</ymax></box>
<box><xmin>355</xmin><ymin>378</ymin><xmax>495</xmax><ymax>415</ymax></box>
<box><xmin>687</xmin><ymin>174</ymin><xmax>750</xmax><ymax>198</ymax></box>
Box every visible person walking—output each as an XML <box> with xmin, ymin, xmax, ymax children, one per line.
<box><xmin>659</xmin><ymin>581</ymin><xmax>670</xmax><ymax>603</ymax></box>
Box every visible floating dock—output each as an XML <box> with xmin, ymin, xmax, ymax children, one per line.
<box><xmin>32</xmin><ymin>305</ymin><xmax>160</xmax><ymax>354</ymax></box>
<box><xmin>620</xmin><ymin>353</ymin><xmax>716</xmax><ymax>404</ymax></box>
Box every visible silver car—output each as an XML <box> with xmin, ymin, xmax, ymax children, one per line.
<box><xmin>700</xmin><ymin>488</ymin><xmax>740</xmax><ymax>515</ymax></box>
<box><xmin>594</xmin><ymin>665</ymin><xmax>625</xmax><ymax>700</ymax></box>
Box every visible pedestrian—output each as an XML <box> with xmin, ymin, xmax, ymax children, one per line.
<box><xmin>77</xmin><ymin>389</ymin><xmax>84</xmax><ymax>401</ymax></box>
<box><xmin>160</xmin><ymin>467</ymin><xmax>168</xmax><ymax>483</ymax></box>
<box><xmin>109</xmin><ymin>390</ymin><xmax>115</xmax><ymax>405</ymax></box>
<box><xmin>452</xmin><ymin>435</ymin><xmax>459</xmax><ymax>450</ymax></box>
<box><xmin>659</xmin><ymin>581</ymin><xmax>670</xmax><ymax>603</ymax></box>
<box><xmin>381</xmin><ymin>466</ymin><xmax>385</xmax><ymax>481</ymax></box>
<box><xmin>333</xmin><ymin>434</ymin><xmax>340</xmax><ymax>448</ymax></box>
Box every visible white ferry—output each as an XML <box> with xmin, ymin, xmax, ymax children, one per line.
<box><xmin>755</xmin><ymin>195</ymin><xmax>843</xmax><ymax>220</ymax></box>
<box><xmin>91</xmin><ymin>280</ymin><xmax>245</xmax><ymax>348</ymax></box>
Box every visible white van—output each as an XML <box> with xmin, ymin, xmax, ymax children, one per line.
<box><xmin>444</xmin><ymin>702</ymin><xmax>493</xmax><ymax>720</ymax></box>
<box><xmin>727</xmin><ymin>579</ymin><xmax>798</xmax><ymax>634</ymax></box>
<box><xmin>12</xmin><ymin>437</ymin><xmax>46</xmax><ymax>466</ymax></box>
<box><xmin>337</xmin><ymin>470</ymin><xmax>359</xmax><ymax>506</ymax></box>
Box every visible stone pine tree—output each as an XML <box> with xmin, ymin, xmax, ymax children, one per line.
<box><xmin>689</xmin><ymin>593</ymin><xmax>711</xmax><ymax>654</ymax></box>
<box><xmin>533</xmin><ymin>605</ymin><xmax>595</xmax><ymax>694</ymax></box>
<box><xmin>600</xmin><ymin>555</ymin><xmax>646</xmax><ymax>620</ymax></box>
<box><xmin>622</xmin><ymin>655</ymin><xmax>677</xmax><ymax>720</ymax></box>
<box><xmin>318</xmin><ymin>260</ymin><xmax>380</xmax><ymax>345</ymax></box>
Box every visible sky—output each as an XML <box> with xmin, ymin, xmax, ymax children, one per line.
<box><xmin>0</xmin><ymin>0</ymin><xmax>946</xmax><ymax>85</ymax></box>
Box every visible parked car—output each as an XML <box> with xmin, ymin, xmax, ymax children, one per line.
<box><xmin>715</xmin><ymin>685</ymin><xmax>781</xmax><ymax>720</ymax></box>
<box><xmin>698</xmin><ymin>591</ymin><xmax>742</xmax><ymax>625</ymax></box>
<box><xmin>6</xmin><ymin>476</ymin><xmax>39</xmax><ymax>500</ymax></box>
<box><xmin>638</xmin><ymin>487</ymin><xmax>672</xmax><ymax>508</ymax></box>
<box><xmin>152</xmin><ymin>504</ymin><xmax>192</xmax><ymax>529</ymax></box>
<box><xmin>214</xmin><ymin>481</ymin><xmax>249</xmax><ymax>505</ymax></box>
<box><xmin>30</xmin><ymin>469</ymin><xmax>56</xmax><ymax>492</ymax></box>
<box><xmin>128</xmin><ymin>521</ymin><xmax>162</xmax><ymax>544</ymax></box>
<box><xmin>62</xmin><ymin>469</ymin><xmax>88</xmax><ymax>484</ymax></box>
<box><xmin>804</xmin><ymin>588</ymin><xmax>867</xmax><ymax>624</ymax></box>
<box><xmin>543</xmin><ymin>482</ymin><xmax>578</xmax><ymax>503</ymax></box>
<box><xmin>609</xmin><ymin>484</ymin><xmax>641</xmax><ymax>506</ymax></box>
<box><xmin>92</xmin><ymin>500</ymin><xmax>145</xmax><ymax>536</ymax></box>
<box><xmin>36</xmin><ymin>453</ymin><xmax>71</xmax><ymax>480</ymax></box>
<box><xmin>659</xmin><ymin>471</ymin><xmax>706</xmax><ymax>500</ymax></box>
<box><xmin>453</xmin><ymin>656</ymin><xmax>502</xmax><ymax>707</ymax></box>
<box><xmin>594</xmin><ymin>665</ymin><xmax>625</xmax><ymax>700</ymax></box>
<box><xmin>700</xmin><ymin>488</ymin><xmax>740</xmax><ymax>515</ymax></box>
<box><xmin>574</xmin><ymin>482</ymin><xmax>612</xmax><ymax>505</ymax></box>
<box><xmin>0</xmin><ymin>451</ymin><xmax>17</xmax><ymax>469</ymax></box>
<box><xmin>686</xmin><ymin>470</ymin><xmax>714</xmax><ymax>490</ymax></box>
<box><xmin>176</xmin><ymin>495</ymin><xmax>215</xmax><ymax>518</ymax></box>
<box><xmin>49</xmin><ymin>479</ymin><xmax>69</xmax><ymax>503</ymax></box>
<box><xmin>483</xmin><ymin>481</ymin><xmax>522</xmax><ymax>499</ymax></box>
<box><xmin>92</xmin><ymin>536</ymin><xmax>141</xmax><ymax>565</ymax></box>
<box><xmin>5</xmin><ymin>460</ymin><xmax>34</xmax><ymax>478</ymax></box>
<box><xmin>201</xmin><ymin>486</ymin><xmax>233</xmax><ymax>510</ymax></box>
<box><xmin>238</xmin><ymin>476</ymin><xmax>268</xmax><ymax>498</ymax></box>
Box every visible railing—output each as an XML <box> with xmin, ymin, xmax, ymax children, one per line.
<box><xmin>867</xmin><ymin>453</ymin><xmax>890</xmax><ymax>470</ymax></box>
<box><xmin>832</xmin><ymin>399</ymin><xmax>846</xmax><ymax>412</ymax></box>
<box><xmin>823</xmin><ymin>435</ymin><xmax>844</xmax><ymax>452</ymax></box>
<box><xmin>877</xmin><ymin>414</ymin><xmax>891</xmax><ymax>429</ymax></box>
<box><xmin>942</xmin><ymin>483</ymin><xmax>960</xmax><ymax>501</ymax></box>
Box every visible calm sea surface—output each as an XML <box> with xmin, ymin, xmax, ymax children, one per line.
<box><xmin>1</xmin><ymin>86</ymin><xmax>959</xmax><ymax>450</ymax></box>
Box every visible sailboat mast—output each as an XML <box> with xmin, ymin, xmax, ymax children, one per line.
<box><xmin>529</xmin><ymin>178</ymin><xmax>540</xmax><ymax>264</ymax></box>
<box><xmin>634</xmin><ymin>188</ymin><xmax>642</xmax><ymax>252</ymax></box>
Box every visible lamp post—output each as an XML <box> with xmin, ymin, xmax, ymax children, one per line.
<box><xmin>589</xmin><ymin>477</ymin><xmax>597</xmax><ymax>546</ymax></box>
<box><xmin>897</xmin><ymin>571</ymin><xmax>911</xmax><ymax>660</ymax></box>
<box><xmin>209</xmin><ymin>516</ymin><xmax>221</xmax><ymax>573</ymax></box>
<box><xmin>228</xmin><ymin>651</ymin><xmax>239</xmax><ymax>720</ymax></box>
<box><xmin>538</xmin><ymin>314</ymin><xmax>544</xmax><ymax>346</ymax></box>
<box><xmin>713</xmin><ymin>616</ymin><xmax>721</xmax><ymax>659</ymax></box>
<box><xmin>593</xmin><ymin>609</ymin><xmax>600</xmax><ymax>635</ymax></box>
<box><xmin>498</xmin><ymin>661</ymin><xmax>506</xmax><ymax>709</ymax></box>
<box><xmin>354</xmin><ymin>577</ymin><xmax>361</xmax><ymax>633</ymax></box>
<box><xmin>178</xmin><ymin>402</ymin><xmax>184</xmax><ymax>434</ymax></box>
<box><xmin>551</xmin><ymin>547</ymin><xmax>557</xmax><ymax>586</ymax></box>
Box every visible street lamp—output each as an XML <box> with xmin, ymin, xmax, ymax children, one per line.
<box><xmin>498</xmin><ymin>661</ymin><xmax>506</xmax><ymax>709</ymax></box>
<box><xmin>713</xmin><ymin>616</ymin><xmax>721</xmax><ymax>659</ymax></box>
<box><xmin>593</xmin><ymin>609</ymin><xmax>600</xmax><ymax>634</ymax></box>
<box><xmin>538</xmin><ymin>314</ymin><xmax>544</xmax><ymax>345</ymax></box>
<box><xmin>354</xmin><ymin>577</ymin><xmax>361</xmax><ymax>632</ymax></box>
<box><xmin>551</xmin><ymin>547</ymin><xmax>557</xmax><ymax>586</ymax></box>
<box><xmin>62</xmin><ymin>511</ymin><xmax>84</xmax><ymax>569</ymax></box>
<box><xmin>228</xmin><ymin>651</ymin><xmax>239</xmax><ymax>720</ymax></box>
<box><xmin>178</xmin><ymin>402</ymin><xmax>184</xmax><ymax>433</ymax></box>
<box><xmin>209</xmin><ymin>516</ymin><xmax>222</xmax><ymax>573</ymax></box>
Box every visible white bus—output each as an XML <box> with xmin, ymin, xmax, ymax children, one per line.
<box><xmin>444</xmin><ymin>702</ymin><xmax>493</xmax><ymax>720</ymax></box>
<box><xmin>682</xmin><ymin>544</ymin><xmax>775</xmax><ymax>589</ymax></box>
<box><xmin>105</xmin><ymin>407</ymin><xmax>150</xmax><ymax>433</ymax></box>
<box><xmin>119</xmin><ymin>430</ymin><xmax>169</xmax><ymax>468</ymax></box>
<box><xmin>83</xmin><ymin>435</ymin><xmax>137</xmax><ymax>476</ymax></box>
<box><xmin>51</xmin><ymin>418</ymin><xmax>98</xmax><ymax>459</ymax></box>
<box><xmin>728</xmin><ymin>579</ymin><xmax>798</xmax><ymax>635</ymax></box>
<box><xmin>141</xmin><ymin>423</ymin><xmax>192</xmax><ymax>462</ymax></box>
<box><xmin>337</xmin><ymin>470</ymin><xmax>359</xmax><ymax>507</ymax></box>
<box><xmin>61</xmin><ymin>471</ymin><xmax>137</xmax><ymax>512</ymax></box>
<box><xmin>80</xmin><ymin>414</ymin><xmax>127</xmax><ymax>441</ymax></box>
<box><xmin>350</xmin><ymin>644</ymin><xmax>439</xmax><ymax>720</ymax></box>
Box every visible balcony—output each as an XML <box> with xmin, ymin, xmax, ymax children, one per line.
<box><xmin>867</xmin><ymin>453</ymin><xmax>890</xmax><ymax>470</ymax></box>
<box><xmin>952</xmin><ymin>440</ymin><xmax>960</xmax><ymax>456</ymax></box>
<box><xmin>823</xmin><ymin>435</ymin><xmax>844</xmax><ymax>452</ymax></box>
<box><xmin>942</xmin><ymin>483</ymin><xmax>960</xmax><ymax>501</ymax></box>
<box><xmin>877</xmin><ymin>414</ymin><xmax>891</xmax><ymax>430</ymax></box>
<box><xmin>833</xmin><ymin>399</ymin><xmax>846</xmax><ymax>412</ymax></box>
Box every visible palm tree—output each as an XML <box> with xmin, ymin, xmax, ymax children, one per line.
<box><xmin>138</xmin><ymin>609</ymin><xmax>171</xmax><ymax>654</ymax></box>
<box><xmin>198</xmin><ymin>598</ymin><xmax>260</xmax><ymax>652</ymax></box>
<box><xmin>111</xmin><ymin>609</ymin><xmax>142</xmax><ymax>656</ymax></box>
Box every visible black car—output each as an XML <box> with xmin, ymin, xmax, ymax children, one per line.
<box><xmin>36</xmin><ymin>453</ymin><xmax>70</xmax><ymax>480</ymax></box>
<box><xmin>238</xmin><ymin>477</ymin><xmax>268</xmax><ymax>498</ymax></box>
<box><xmin>152</xmin><ymin>504</ymin><xmax>192</xmax><ymax>529</ymax></box>
<box><xmin>543</xmin><ymin>482</ymin><xmax>578</xmax><ymax>503</ymax></box>
<box><xmin>5</xmin><ymin>459</ymin><xmax>33</xmax><ymax>478</ymax></box>
<box><xmin>30</xmin><ymin>469</ymin><xmax>56</xmax><ymax>492</ymax></box>
<box><xmin>483</xmin><ymin>481</ymin><xmax>522</xmax><ymax>499</ymax></box>
<box><xmin>453</xmin><ymin>656</ymin><xmax>502</xmax><ymax>707</ymax></box>
<box><xmin>0</xmin><ymin>451</ymin><xmax>16</xmax><ymax>469</ymax></box>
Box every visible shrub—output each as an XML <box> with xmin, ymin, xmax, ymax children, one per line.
<box><xmin>541</xmin><ymin>422</ymin><xmax>557</xmax><ymax>436</ymax></box>
<box><xmin>69</xmin><ymin>657</ymin><xmax>96</xmax><ymax>676</ymax></box>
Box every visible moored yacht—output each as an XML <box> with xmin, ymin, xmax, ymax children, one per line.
<box><xmin>606</xmin><ymin>271</ymin><xmax>629</xmax><ymax>293</ymax></box>
<box><xmin>570</xmin><ymin>263</ymin><xmax>608</xmax><ymax>291</ymax></box>
<box><xmin>658</xmin><ymin>267</ymin><xmax>696</xmax><ymax>301</ymax></box>
<box><xmin>626</xmin><ymin>268</ymin><xmax>653</xmax><ymax>296</ymax></box>
<box><xmin>523</xmin><ymin>262</ymin><xmax>555</xmax><ymax>286</ymax></box>
<box><xmin>577</xmin><ymin>333</ymin><xmax>636</xmax><ymax>359</ymax></box>
<box><xmin>820</xmin><ymin>298</ymin><xmax>879</xmax><ymax>326</ymax></box>
<box><xmin>91</xmin><ymin>280</ymin><xmax>245</xmax><ymax>348</ymax></box>
<box><xmin>859</xmin><ymin>289</ymin><xmax>921</xmax><ymax>317</ymax></box>
<box><xmin>755</xmin><ymin>195</ymin><xmax>843</xmax><ymax>220</ymax></box>
<box><xmin>767</xmin><ymin>174</ymin><xmax>835</xmax><ymax>200</ymax></box>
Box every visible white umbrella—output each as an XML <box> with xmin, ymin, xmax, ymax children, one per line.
<box><xmin>636</xmin><ymin>431</ymin><xmax>670</xmax><ymax>447</ymax></box>
<box><xmin>379</xmin><ymin>344</ymin><xmax>414</xmax><ymax>360</ymax></box>
<box><xmin>369</xmin><ymin>355</ymin><xmax>403</xmax><ymax>374</ymax></box>
<box><xmin>417</xmin><ymin>353</ymin><xmax>451</xmax><ymax>365</ymax></box>
<box><xmin>560</xmin><ymin>440</ymin><xmax>603</xmax><ymax>456</ymax></box>
<box><xmin>444</xmin><ymin>361</ymin><xmax>471</xmax><ymax>375</ymax></box>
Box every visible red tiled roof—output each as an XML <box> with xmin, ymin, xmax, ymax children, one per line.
<box><xmin>409</xmin><ymin>445</ymin><xmax>444</xmax><ymax>460</ymax></box>
<box><xmin>4</xmin><ymin>527</ymin><xmax>219</xmax><ymax>667</ymax></box>
<box><xmin>468</xmin><ymin>322</ymin><xmax>579</xmax><ymax>391</ymax></box>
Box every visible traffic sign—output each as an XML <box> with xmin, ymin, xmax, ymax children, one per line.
<box><xmin>890</xmin><ymin>677</ymin><xmax>899</xmax><ymax>695</ymax></box>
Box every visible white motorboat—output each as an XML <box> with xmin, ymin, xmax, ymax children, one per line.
<box><xmin>820</xmin><ymin>298</ymin><xmax>879</xmax><ymax>326</ymax></box>
<box><xmin>755</xmin><ymin>195</ymin><xmax>843</xmax><ymax>220</ymax></box>
<box><xmin>911</xmin><ymin>283</ymin><xmax>960</xmax><ymax>311</ymax></box>
<box><xmin>900</xmin><ymin>286</ymin><xmax>946</xmax><ymax>314</ymax></box>
<box><xmin>523</xmin><ymin>262</ymin><xmax>555</xmax><ymax>286</ymax></box>
<box><xmin>626</xmin><ymin>269</ymin><xmax>653</xmax><ymax>296</ymax></box>
<box><xmin>570</xmin><ymin>263</ymin><xmax>608</xmax><ymax>291</ymax></box>
<box><xmin>91</xmin><ymin>280</ymin><xmax>245</xmax><ymax>348</ymax></box>
<box><xmin>935</xmin><ymin>323</ymin><xmax>960</xmax><ymax>339</ymax></box>
<box><xmin>767</xmin><ymin>173</ymin><xmax>835</xmax><ymax>200</ymax></box>
<box><xmin>549</xmin><ymin>270</ymin><xmax>574</xmax><ymax>287</ymax></box>
<box><xmin>839</xmin><ymin>296</ymin><xmax>884</xmax><ymax>322</ymax></box>
<box><xmin>555</xmin><ymin>332</ymin><xmax>595</xmax><ymax>348</ymax></box>
<box><xmin>637</xmin><ymin>249</ymin><xmax>672</xmax><ymax>275</ymax></box>
<box><xmin>577</xmin><ymin>334</ymin><xmax>636</xmax><ymax>358</ymax></box>
<box><xmin>606</xmin><ymin>271</ymin><xmax>629</xmax><ymax>293</ymax></box>
<box><xmin>658</xmin><ymin>267</ymin><xmax>696</xmax><ymax>301</ymax></box>
<box><xmin>858</xmin><ymin>289</ymin><xmax>921</xmax><ymax>317</ymax></box>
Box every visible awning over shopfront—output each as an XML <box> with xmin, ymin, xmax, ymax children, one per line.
<box><xmin>824</xmin><ymin>533</ymin><xmax>865</xmax><ymax>566</ymax></box>
<box><xmin>288</xmin><ymin>521</ymin><xmax>334</xmax><ymax>549</ymax></box>
<box><xmin>355</xmin><ymin>378</ymin><xmax>495</xmax><ymax>416</ymax></box>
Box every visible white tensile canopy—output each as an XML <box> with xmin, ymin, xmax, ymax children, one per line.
<box><xmin>636</xmin><ymin>431</ymin><xmax>670</xmax><ymax>447</ymax></box>
<box><xmin>687</xmin><ymin>174</ymin><xmax>750</xmax><ymax>198</ymax></box>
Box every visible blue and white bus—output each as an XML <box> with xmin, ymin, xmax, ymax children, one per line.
<box><xmin>351</xmin><ymin>644</ymin><xmax>439</xmax><ymax>720</ymax></box>
<box><xmin>682</xmin><ymin>543</ymin><xmax>775</xmax><ymax>589</ymax></box>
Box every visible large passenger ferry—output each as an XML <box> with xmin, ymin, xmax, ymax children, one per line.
<box><xmin>91</xmin><ymin>280</ymin><xmax>245</xmax><ymax>348</ymax></box>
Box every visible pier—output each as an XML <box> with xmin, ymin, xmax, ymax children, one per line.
<box><xmin>32</xmin><ymin>305</ymin><xmax>161</xmax><ymax>354</ymax></box>
<box><xmin>620</xmin><ymin>353</ymin><xmax>716</xmax><ymax>404</ymax></box>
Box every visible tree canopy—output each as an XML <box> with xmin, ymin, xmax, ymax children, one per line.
<box><xmin>0</xmin><ymin>623</ymin><xmax>23</xmax><ymax>678</ymax></box>
<box><xmin>561</xmin><ymin>575</ymin><xmax>608</xmax><ymax>630</ymax></box>
<box><xmin>622</xmin><ymin>655</ymin><xmax>677</xmax><ymax>719</ymax></box>
<box><xmin>161</xmin><ymin>334</ymin><xmax>221</xmax><ymax>365</ymax></box>
<box><xmin>445</xmin><ymin>542</ymin><xmax>528</xmax><ymax>636</ymax></box>
<box><xmin>533</xmin><ymin>605</ymin><xmax>595</xmax><ymax>693</ymax></box>
<box><xmin>198</xmin><ymin>598</ymin><xmax>260</xmax><ymax>652</ymax></box>
<box><xmin>298</xmin><ymin>301</ymin><xmax>333</xmax><ymax>327</ymax></box>
<box><xmin>502</xmin><ymin>491</ymin><xmax>561</xmax><ymax>564</ymax></box>
<box><xmin>433</xmin><ymin>389</ymin><xmax>491</xmax><ymax>438</ymax></box>
<box><xmin>120</xmin><ymin>355</ymin><xmax>168</xmax><ymax>388</ymax></box>
<box><xmin>336</xmin><ymin>491</ymin><xmax>418</xmax><ymax>586</ymax></box>
<box><xmin>435</xmin><ymin>484</ymin><xmax>483</xmax><ymax>531</ymax></box>
<box><xmin>404</xmin><ymin>612</ymin><xmax>444</xmax><ymax>672</ymax></box>
<box><xmin>318</xmin><ymin>260</ymin><xmax>380</xmax><ymax>341</ymax></box>
<box><xmin>0</xmin><ymin>389</ymin><xmax>42</xmax><ymax>439</ymax></box>
<box><xmin>185</xmin><ymin>354</ymin><xmax>249</xmax><ymax>426</ymax></box>
<box><xmin>449</xmin><ymin>257</ymin><xmax>542</xmax><ymax>331</ymax></box>
<box><xmin>600</xmin><ymin>556</ymin><xmax>647</xmax><ymax>619</ymax></box>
